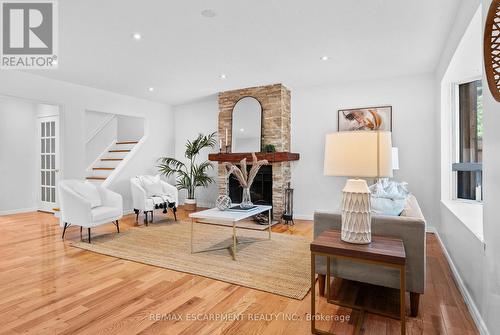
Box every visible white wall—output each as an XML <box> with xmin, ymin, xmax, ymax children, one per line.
<box><xmin>290</xmin><ymin>74</ymin><xmax>438</xmax><ymax>224</ymax></box>
<box><xmin>117</xmin><ymin>115</ymin><xmax>144</xmax><ymax>141</ymax></box>
<box><xmin>481</xmin><ymin>0</ymin><xmax>500</xmax><ymax>332</ymax></box>
<box><xmin>0</xmin><ymin>96</ymin><xmax>38</xmax><ymax>214</ymax></box>
<box><xmin>173</xmin><ymin>97</ymin><xmax>219</xmax><ymax>207</ymax></box>
<box><xmin>84</xmin><ymin>111</ymin><xmax>117</xmax><ymax>167</ymax></box>
<box><xmin>0</xmin><ymin>71</ymin><xmax>174</xmax><ymax>213</ymax></box>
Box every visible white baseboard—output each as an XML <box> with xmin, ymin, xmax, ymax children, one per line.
<box><xmin>0</xmin><ymin>207</ymin><xmax>37</xmax><ymax>216</ymax></box>
<box><xmin>294</xmin><ymin>213</ymin><xmax>313</xmax><ymax>221</ymax></box>
<box><xmin>426</xmin><ymin>226</ymin><xmax>436</xmax><ymax>233</ymax></box>
<box><xmin>434</xmin><ymin>231</ymin><xmax>490</xmax><ymax>335</ymax></box>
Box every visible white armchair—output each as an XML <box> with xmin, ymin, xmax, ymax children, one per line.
<box><xmin>59</xmin><ymin>180</ymin><xmax>123</xmax><ymax>242</ymax></box>
<box><xmin>130</xmin><ymin>175</ymin><xmax>178</xmax><ymax>225</ymax></box>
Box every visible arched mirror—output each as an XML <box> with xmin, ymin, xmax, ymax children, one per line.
<box><xmin>231</xmin><ymin>97</ymin><xmax>262</xmax><ymax>153</ymax></box>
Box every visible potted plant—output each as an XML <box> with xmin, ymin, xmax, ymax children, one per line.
<box><xmin>158</xmin><ymin>132</ymin><xmax>217</xmax><ymax>211</ymax></box>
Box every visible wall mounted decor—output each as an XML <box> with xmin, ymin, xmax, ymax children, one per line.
<box><xmin>338</xmin><ymin>106</ymin><xmax>392</xmax><ymax>131</ymax></box>
<box><xmin>231</xmin><ymin>96</ymin><xmax>262</xmax><ymax>153</ymax></box>
<box><xmin>484</xmin><ymin>0</ymin><xmax>500</xmax><ymax>102</ymax></box>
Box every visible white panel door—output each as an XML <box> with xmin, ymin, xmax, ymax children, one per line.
<box><xmin>38</xmin><ymin>116</ymin><xmax>59</xmax><ymax>212</ymax></box>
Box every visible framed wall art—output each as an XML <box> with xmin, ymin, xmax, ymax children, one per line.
<box><xmin>338</xmin><ymin>106</ymin><xmax>392</xmax><ymax>131</ymax></box>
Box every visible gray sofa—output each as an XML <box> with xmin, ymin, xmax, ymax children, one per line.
<box><xmin>313</xmin><ymin>194</ymin><xmax>426</xmax><ymax>317</ymax></box>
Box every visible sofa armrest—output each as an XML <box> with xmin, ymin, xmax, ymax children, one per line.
<box><xmin>58</xmin><ymin>184</ymin><xmax>92</xmax><ymax>226</ymax></box>
<box><xmin>314</xmin><ymin>211</ymin><xmax>342</xmax><ymax>238</ymax></box>
<box><xmin>98</xmin><ymin>187</ymin><xmax>123</xmax><ymax>215</ymax></box>
<box><xmin>160</xmin><ymin>180</ymin><xmax>178</xmax><ymax>205</ymax></box>
<box><xmin>130</xmin><ymin>180</ymin><xmax>148</xmax><ymax>210</ymax></box>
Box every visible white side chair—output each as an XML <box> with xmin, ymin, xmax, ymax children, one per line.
<box><xmin>59</xmin><ymin>180</ymin><xmax>123</xmax><ymax>243</ymax></box>
<box><xmin>130</xmin><ymin>175</ymin><xmax>178</xmax><ymax>225</ymax></box>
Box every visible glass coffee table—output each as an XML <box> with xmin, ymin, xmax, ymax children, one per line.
<box><xmin>188</xmin><ymin>205</ymin><xmax>272</xmax><ymax>261</ymax></box>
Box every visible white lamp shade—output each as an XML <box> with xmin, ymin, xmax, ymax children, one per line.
<box><xmin>324</xmin><ymin>131</ymin><xmax>393</xmax><ymax>178</ymax></box>
<box><xmin>392</xmin><ymin>147</ymin><xmax>399</xmax><ymax>170</ymax></box>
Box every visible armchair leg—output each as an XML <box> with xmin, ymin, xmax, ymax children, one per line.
<box><xmin>80</xmin><ymin>226</ymin><xmax>83</xmax><ymax>239</ymax></box>
<box><xmin>115</xmin><ymin>220</ymin><xmax>120</xmax><ymax>233</ymax></box>
<box><xmin>88</xmin><ymin>228</ymin><xmax>91</xmax><ymax>243</ymax></box>
<box><xmin>151</xmin><ymin>210</ymin><xmax>154</xmax><ymax>223</ymax></box>
<box><xmin>62</xmin><ymin>222</ymin><xmax>69</xmax><ymax>239</ymax></box>
<box><xmin>410</xmin><ymin>292</ymin><xmax>420</xmax><ymax>317</ymax></box>
<box><xmin>173</xmin><ymin>206</ymin><xmax>177</xmax><ymax>221</ymax></box>
<box><xmin>318</xmin><ymin>274</ymin><xmax>326</xmax><ymax>297</ymax></box>
<box><xmin>134</xmin><ymin>209</ymin><xmax>139</xmax><ymax>222</ymax></box>
<box><xmin>144</xmin><ymin>211</ymin><xmax>149</xmax><ymax>226</ymax></box>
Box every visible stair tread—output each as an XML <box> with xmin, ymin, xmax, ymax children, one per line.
<box><xmin>109</xmin><ymin>149</ymin><xmax>131</xmax><ymax>152</ymax></box>
<box><xmin>92</xmin><ymin>167</ymin><xmax>115</xmax><ymax>170</ymax></box>
<box><xmin>86</xmin><ymin>177</ymin><xmax>106</xmax><ymax>180</ymax></box>
<box><xmin>116</xmin><ymin>141</ymin><xmax>139</xmax><ymax>144</ymax></box>
<box><xmin>101</xmin><ymin>158</ymin><xmax>123</xmax><ymax>161</ymax></box>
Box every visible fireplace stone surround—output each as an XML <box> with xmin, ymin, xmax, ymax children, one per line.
<box><xmin>215</xmin><ymin>83</ymin><xmax>292</xmax><ymax>218</ymax></box>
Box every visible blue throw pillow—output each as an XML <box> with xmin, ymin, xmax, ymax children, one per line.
<box><xmin>371</xmin><ymin>197</ymin><xmax>406</xmax><ymax>216</ymax></box>
<box><xmin>369</xmin><ymin>179</ymin><xmax>409</xmax><ymax>216</ymax></box>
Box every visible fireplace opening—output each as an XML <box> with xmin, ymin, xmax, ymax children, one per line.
<box><xmin>229</xmin><ymin>165</ymin><xmax>272</xmax><ymax>207</ymax></box>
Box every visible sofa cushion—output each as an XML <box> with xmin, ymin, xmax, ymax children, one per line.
<box><xmin>74</xmin><ymin>182</ymin><xmax>101</xmax><ymax>208</ymax></box>
<box><xmin>139</xmin><ymin>175</ymin><xmax>163</xmax><ymax>197</ymax></box>
<box><xmin>401</xmin><ymin>194</ymin><xmax>424</xmax><ymax>219</ymax></box>
<box><xmin>91</xmin><ymin>206</ymin><xmax>121</xmax><ymax>222</ymax></box>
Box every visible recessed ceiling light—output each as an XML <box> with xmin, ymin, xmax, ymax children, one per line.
<box><xmin>201</xmin><ymin>9</ymin><xmax>216</xmax><ymax>18</ymax></box>
<box><xmin>220</xmin><ymin>74</ymin><xmax>227</xmax><ymax>79</ymax></box>
<box><xmin>132</xmin><ymin>33</ymin><xmax>142</xmax><ymax>40</ymax></box>
<box><xmin>320</xmin><ymin>55</ymin><xmax>329</xmax><ymax>61</ymax></box>
<box><xmin>148</xmin><ymin>87</ymin><xmax>154</xmax><ymax>92</ymax></box>
<box><xmin>240</xmin><ymin>128</ymin><xmax>245</xmax><ymax>132</ymax></box>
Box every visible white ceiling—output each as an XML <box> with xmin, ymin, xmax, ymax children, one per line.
<box><xmin>32</xmin><ymin>0</ymin><xmax>461</xmax><ymax>105</ymax></box>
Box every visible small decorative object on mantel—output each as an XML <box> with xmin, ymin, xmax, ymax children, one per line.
<box><xmin>224</xmin><ymin>153</ymin><xmax>268</xmax><ymax>209</ymax></box>
<box><xmin>263</xmin><ymin>144</ymin><xmax>276</xmax><ymax>153</ymax></box>
<box><xmin>484</xmin><ymin>0</ymin><xmax>500</xmax><ymax>102</ymax></box>
<box><xmin>324</xmin><ymin>131</ymin><xmax>393</xmax><ymax>244</ymax></box>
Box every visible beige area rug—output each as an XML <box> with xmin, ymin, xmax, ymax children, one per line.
<box><xmin>71</xmin><ymin>221</ymin><xmax>311</xmax><ymax>299</ymax></box>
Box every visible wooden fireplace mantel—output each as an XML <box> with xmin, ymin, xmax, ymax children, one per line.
<box><xmin>208</xmin><ymin>152</ymin><xmax>300</xmax><ymax>163</ymax></box>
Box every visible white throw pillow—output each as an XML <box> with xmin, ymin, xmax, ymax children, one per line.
<box><xmin>75</xmin><ymin>182</ymin><xmax>101</xmax><ymax>208</ymax></box>
<box><xmin>139</xmin><ymin>175</ymin><xmax>163</xmax><ymax>197</ymax></box>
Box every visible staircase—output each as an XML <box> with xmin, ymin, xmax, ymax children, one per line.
<box><xmin>86</xmin><ymin>141</ymin><xmax>138</xmax><ymax>184</ymax></box>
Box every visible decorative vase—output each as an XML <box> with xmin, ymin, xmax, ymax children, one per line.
<box><xmin>241</xmin><ymin>187</ymin><xmax>253</xmax><ymax>208</ymax></box>
<box><xmin>340</xmin><ymin>179</ymin><xmax>371</xmax><ymax>244</ymax></box>
<box><xmin>184</xmin><ymin>198</ymin><xmax>196</xmax><ymax>211</ymax></box>
<box><xmin>216</xmin><ymin>195</ymin><xmax>232</xmax><ymax>211</ymax></box>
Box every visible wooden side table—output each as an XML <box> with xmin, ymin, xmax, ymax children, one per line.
<box><xmin>310</xmin><ymin>230</ymin><xmax>407</xmax><ymax>335</ymax></box>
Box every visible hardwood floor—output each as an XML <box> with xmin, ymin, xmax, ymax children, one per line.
<box><xmin>0</xmin><ymin>208</ymin><xmax>478</xmax><ymax>335</ymax></box>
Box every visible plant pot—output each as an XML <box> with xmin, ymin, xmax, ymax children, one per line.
<box><xmin>184</xmin><ymin>198</ymin><xmax>196</xmax><ymax>211</ymax></box>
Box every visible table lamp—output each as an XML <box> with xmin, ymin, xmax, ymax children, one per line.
<box><xmin>324</xmin><ymin>131</ymin><xmax>392</xmax><ymax>244</ymax></box>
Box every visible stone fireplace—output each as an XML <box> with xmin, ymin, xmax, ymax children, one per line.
<box><xmin>209</xmin><ymin>83</ymin><xmax>296</xmax><ymax>218</ymax></box>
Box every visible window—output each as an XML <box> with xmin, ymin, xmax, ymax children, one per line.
<box><xmin>453</xmin><ymin>80</ymin><xmax>483</xmax><ymax>201</ymax></box>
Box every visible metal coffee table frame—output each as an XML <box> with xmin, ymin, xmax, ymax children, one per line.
<box><xmin>189</xmin><ymin>205</ymin><xmax>272</xmax><ymax>261</ymax></box>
